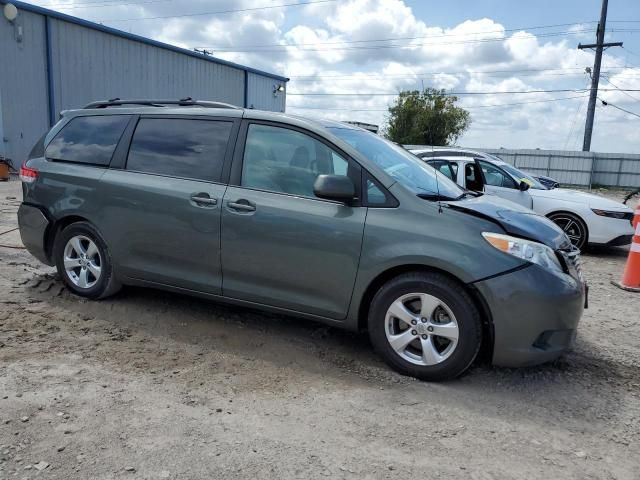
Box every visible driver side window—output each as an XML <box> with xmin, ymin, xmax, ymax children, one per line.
<box><xmin>479</xmin><ymin>161</ymin><xmax>516</xmax><ymax>189</ymax></box>
<box><xmin>242</xmin><ymin>124</ymin><xmax>350</xmax><ymax>198</ymax></box>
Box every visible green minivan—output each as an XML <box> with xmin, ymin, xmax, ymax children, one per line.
<box><xmin>18</xmin><ymin>99</ymin><xmax>586</xmax><ymax>380</ymax></box>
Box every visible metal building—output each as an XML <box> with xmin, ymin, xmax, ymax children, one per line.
<box><xmin>0</xmin><ymin>0</ymin><xmax>288</xmax><ymax>163</ymax></box>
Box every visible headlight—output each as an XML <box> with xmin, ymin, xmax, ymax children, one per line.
<box><xmin>591</xmin><ymin>209</ymin><xmax>631</xmax><ymax>220</ymax></box>
<box><xmin>482</xmin><ymin>232</ymin><xmax>563</xmax><ymax>274</ymax></box>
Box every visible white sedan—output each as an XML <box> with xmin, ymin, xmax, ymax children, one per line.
<box><xmin>411</xmin><ymin>149</ymin><xmax>635</xmax><ymax>249</ymax></box>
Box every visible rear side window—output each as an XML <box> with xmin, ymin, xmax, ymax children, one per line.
<box><xmin>126</xmin><ymin>118</ymin><xmax>232</xmax><ymax>182</ymax></box>
<box><xmin>45</xmin><ymin>115</ymin><xmax>129</xmax><ymax>165</ymax></box>
<box><xmin>28</xmin><ymin>133</ymin><xmax>47</xmax><ymax>160</ymax></box>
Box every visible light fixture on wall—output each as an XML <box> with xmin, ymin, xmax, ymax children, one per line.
<box><xmin>273</xmin><ymin>84</ymin><xmax>285</xmax><ymax>97</ymax></box>
<box><xmin>3</xmin><ymin>3</ymin><xmax>18</xmax><ymax>22</ymax></box>
<box><xmin>4</xmin><ymin>3</ymin><xmax>22</xmax><ymax>43</ymax></box>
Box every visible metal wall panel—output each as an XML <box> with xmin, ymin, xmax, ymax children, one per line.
<box><xmin>246</xmin><ymin>72</ymin><xmax>286</xmax><ymax>112</ymax></box>
<box><xmin>477</xmin><ymin>148</ymin><xmax>640</xmax><ymax>188</ymax></box>
<box><xmin>408</xmin><ymin>144</ymin><xmax>640</xmax><ymax>188</ymax></box>
<box><xmin>48</xmin><ymin>19</ymin><xmax>246</xmax><ymax>115</ymax></box>
<box><xmin>0</xmin><ymin>9</ymin><xmax>49</xmax><ymax>163</ymax></box>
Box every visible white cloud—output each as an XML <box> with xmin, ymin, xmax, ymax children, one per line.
<box><xmin>29</xmin><ymin>0</ymin><xmax>640</xmax><ymax>153</ymax></box>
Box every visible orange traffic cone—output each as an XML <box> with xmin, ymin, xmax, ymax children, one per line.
<box><xmin>612</xmin><ymin>204</ymin><xmax>640</xmax><ymax>292</ymax></box>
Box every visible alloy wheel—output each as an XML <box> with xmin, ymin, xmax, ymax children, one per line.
<box><xmin>384</xmin><ymin>292</ymin><xmax>459</xmax><ymax>366</ymax></box>
<box><xmin>63</xmin><ymin>235</ymin><xmax>102</xmax><ymax>289</ymax></box>
<box><xmin>549</xmin><ymin>214</ymin><xmax>586</xmax><ymax>248</ymax></box>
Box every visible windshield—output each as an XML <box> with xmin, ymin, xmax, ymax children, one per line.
<box><xmin>327</xmin><ymin>127</ymin><xmax>465</xmax><ymax>199</ymax></box>
<box><xmin>499</xmin><ymin>163</ymin><xmax>547</xmax><ymax>190</ymax></box>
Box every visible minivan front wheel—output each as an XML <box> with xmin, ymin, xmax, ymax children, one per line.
<box><xmin>53</xmin><ymin>222</ymin><xmax>121</xmax><ymax>299</ymax></box>
<box><xmin>368</xmin><ymin>272</ymin><xmax>482</xmax><ymax>381</ymax></box>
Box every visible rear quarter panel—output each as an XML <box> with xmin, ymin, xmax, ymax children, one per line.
<box><xmin>23</xmin><ymin>158</ymin><xmax>107</xmax><ymax>229</ymax></box>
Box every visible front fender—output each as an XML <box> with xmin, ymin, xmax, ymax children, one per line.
<box><xmin>345</xmin><ymin>204</ymin><xmax>526</xmax><ymax>327</ymax></box>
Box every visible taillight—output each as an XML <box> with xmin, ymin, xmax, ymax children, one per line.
<box><xmin>20</xmin><ymin>165</ymin><xmax>38</xmax><ymax>183</ymax></box>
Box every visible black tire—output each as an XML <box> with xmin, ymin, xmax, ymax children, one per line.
<box><xmin>53</xmin><ymin>221</ymin><xmax>121</xmax><ymax>299</ymax></box>
<box><xmin>547</xmin><ymin>212</ymin><xmax>588</xmax><ymax>250</ymax></box>
<box><xmin>368</xmin><ymin>272</ymin><xmax>482</xmax><ymax>381</ymax></box>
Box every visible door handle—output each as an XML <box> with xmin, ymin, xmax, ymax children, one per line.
<box><xmin>190</xmin><ymin>193</ymin><xmax>217</xmax><ymax>206</ymax></box>
<box><xmin>227</xmin><ymin>200</ymin><xmax>256</xmax><ymax>212</ymax></box>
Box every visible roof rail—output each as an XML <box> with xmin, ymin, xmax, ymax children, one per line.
<box><xmin>83</xmin><ymin>97</ymin><xmax>241</xmax><ymax>109</ymax></box>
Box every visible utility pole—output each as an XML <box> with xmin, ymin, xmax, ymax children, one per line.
<box><xmin>193</xmin><ymin>48</ymin><xmax>214</xmax><ymax>56</ymax></box>
<box><xmin>578</xmin><ymin>0</ymin><xmax>622</xmax><ymax>151</ymax></box>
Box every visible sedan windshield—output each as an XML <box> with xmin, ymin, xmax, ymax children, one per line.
<box><xmin>327</xmin><ymin>127</ymin><xmax>465</xmax><ymax>199</ymax></box>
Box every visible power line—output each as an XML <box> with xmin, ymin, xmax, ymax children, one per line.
<box><xmin>195</xmin><ymin>29</ymin><xmax>596</xmax><ymax>53</ymax></box>
<box><xmin>290</xmin><ymin>71</ymin><xmax>594</xmax><ymax>82</ymax></box>
<box><xmin>600</xmin><ymin>75</ymin><xmax>640</xmax><ymax>102</ymax></box>
<box><xmin>286</xmin><ymin>88</ymin><xmax>639</xmax><ymax>96</ymax></box>
<box><xmin>97</xmin><ymin>0</ymin><xmax>338</xmax><ymax>22</ymax></box>
<box><xmin>287</xmin><ymin>94</ymin><xmax>590</xmax><ymax>112</ymax></box>
<box><xmin>286</xmin><ymin>66</ymin><xmax>631</xmax><ymax>79</ymax></box>
<box><xmin>564</xmin><ymin>82</ymin><xmax>591</xmax><ymax>149</ymax></box>
<box><xmin>41</xmin><ymin>0</ymin><xmax>160</xmax><ymax>5</ymax></box>
<box><xmin>622</xmin><ymin>46</ymin><xmax>640</xmax><ymax>59</ymax></box>
<box><xmin>599</xmin><ymin>98</ymin><xmax>640</xmax><ymax>118</ymax></box>
<box><xmin>43</xmin><ymin>0</ymin><xmax>173</xmax><ymax>9</ymax></box>
<box><xmin>194</xmin><ymin>22</ymin><xmax>599</xmax><ymax>50</ymax></box>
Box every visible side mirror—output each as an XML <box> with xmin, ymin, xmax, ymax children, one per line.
<box><xmin>519</xmin><ymin>180</ymin><xmax>531</xmax><ymax>192</ymax></box>
<box><xmin>313</xmin><ymin>174</ymin><xmax>355</xmax><ymax>202</ymax></box>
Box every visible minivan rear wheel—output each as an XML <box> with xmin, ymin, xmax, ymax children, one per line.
<box><xmin>368</xmin><ymin>272</ymin><xmax>482</xmax><ymax>381</ymax></box>
<box><xmin>53</xmin><ymin>222</ymin><xmax>120</xmax><ymax>299</ymax></box>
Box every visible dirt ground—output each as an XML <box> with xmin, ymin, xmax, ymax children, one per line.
<box><xmin>1</xmin><ymin>177</ymin><xmax>639</xmax><ymax>480</ymax></box>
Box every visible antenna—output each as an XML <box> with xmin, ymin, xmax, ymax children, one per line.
<box><xmin>434</xmin><ymin>156</ymin><xmax>443</xmax><ymax>214</ymax></box>
<box><xmin>426</xmin><ymin>98</ymin><xmax>443</xmax><ymax>214</ymax></box>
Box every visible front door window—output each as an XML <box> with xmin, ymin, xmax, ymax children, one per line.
<box><xmin>478</xmin><ymin>160</ymin><xmax>516</xmax><ymax>189</ymax></box>
<box><xmin>242</xmin><ymin>124</ymin><xmax>350</xmax><ymax>198</ymax></box>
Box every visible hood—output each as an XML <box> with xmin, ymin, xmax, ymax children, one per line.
<box><xmin>531</xmin><ymin>188</ymin><xmax>632</xmax><ymax>211</ymax></box>
<box><xmin>446</xmin><ymin>195</ymin><xmax>571</xmax><ymax>250</ymax></box>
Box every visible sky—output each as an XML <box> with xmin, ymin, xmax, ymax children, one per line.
<box><xmin>23</xmin><ymin>0</ymin><xmax>640</xmax><ymax>153</ymax></box>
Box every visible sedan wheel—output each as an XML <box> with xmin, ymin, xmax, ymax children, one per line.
<box><xmin>548</xmin><ymin>213</ymin><xmax>588</xmax><ymax>249</ymax></box>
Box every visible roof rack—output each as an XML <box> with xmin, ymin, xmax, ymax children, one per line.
<box><xmin>83</xmin><ymin>97</ymin><xmax>241</xmax><ymax>109</ymax></box>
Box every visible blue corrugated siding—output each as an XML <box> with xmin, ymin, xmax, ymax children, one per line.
<box><xmin>6</xmin><ymin>0</ymin><xmax>288</xmax><ymax>82</ymax></box>
<box><xmin>246</xmin><ymin>72</ymin><xmax>286</xmax><ymax>112</ymax></box>
<box><xmin>0</xmin><ymin>9</ymin><xmax>50</xmax><ymax>162</ymax></box>
<box><xmin>48</xmin><ymin>19</ymin><xmax>245</xmax><ymax>114</ymax></box>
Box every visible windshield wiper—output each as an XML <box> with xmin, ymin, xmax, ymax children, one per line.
<box><xmin>455</xmin><ymin>190</ymin><xmax>483</xmax><ymax>200</ymax></box>
<box><xmin>454</xmin><ymin>192</ymin><xmax>474</xmax><ymax>200</ymax></box>
<box><xmin>417</xmin><ymin>193</ymin><xmax>458</xmax><ymax>201</ymax></box>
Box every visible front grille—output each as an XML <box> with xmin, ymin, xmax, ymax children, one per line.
<box><xmin>561</xmin><ymin>248</ymin><xmax>584</xmax><ymax>282</ymax></box>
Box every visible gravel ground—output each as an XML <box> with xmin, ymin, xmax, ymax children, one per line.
<box><xmin>1</xmin><ymin>178</ymin><xmax>639</xmax><ymax>480</ymax></box>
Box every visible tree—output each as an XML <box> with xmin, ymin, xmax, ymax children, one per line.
<box><xmin>385</xmin><ymin>89</ymin><xmax>471</xmax><ymax>146</ymax></box>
